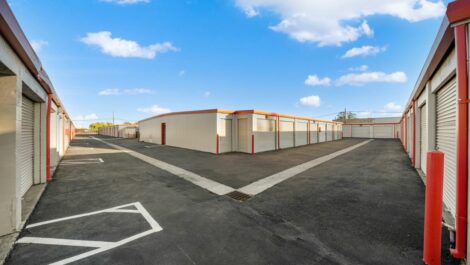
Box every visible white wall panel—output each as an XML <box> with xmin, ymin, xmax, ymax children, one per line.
<box><xmin>280</xmin><ymin>120</ymin><xmax>294</xmax><ymax>148</ymax></box>
<box><xmin>295</xmin><ymin>120</ymin><xmax>308</xmax><ymax>146</ymax></box>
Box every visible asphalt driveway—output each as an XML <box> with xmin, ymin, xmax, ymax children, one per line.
<box><xmin>5</xmin><ymin>136</ymin><xmax>458</xmax><ymax>265</ymax></box>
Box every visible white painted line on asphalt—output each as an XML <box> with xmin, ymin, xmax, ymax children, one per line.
<box><xmin>26</xmin><ymin>202</ymin><xmax>137</xmax><ymax>229</ymax></box>
<box><xmin>60</xmin><ymin>158</ymin><xmax>104</xmax><ymax>166</ymax></box>
<box><xmin>104</xmin><ymin>209</ymin><xmax>140</xmax><ymax>214</ymax></box>
<box><xmin>91</xmin><ymin>136</ymin><xmax>235</xmax><ymax>195</ymax></box>
<box><xmin>50</xmin><ymin>230</ymin><xmax>156</xmax><ymax>265</ymax></box>
<box><xmin>18</xmin><ymin>202</ymin><xmax>162</xmax><ymax>265</ymax></box>
<box><xmin>237</xmin><ymin>139</ymin><xmax>374</xmax><ymax>196</ymax></box>
<box><xmin>16</xmin><ymin>237</ymin><xmax>113</xmax><ymax>248</ymax></box>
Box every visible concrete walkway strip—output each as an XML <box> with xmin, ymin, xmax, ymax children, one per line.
<box><xmin>237</xmin><ymin>139</ymin><xmax>374</xmax><ymax>196</ymax></box>
<box><xmin>91</xmin><ymin>137</ymin><xmax>235</xmax><ymax>195</ymax></box>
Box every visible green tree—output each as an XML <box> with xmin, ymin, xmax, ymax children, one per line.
<box><xmin>89</xmin><ymin>122</ymin><xmax>113</xmax><ymax>131</ymax></box>
<box><xmin>334</xmin><ymin>111</ymin><xmax>357</xmax><ymax>121</ymax></box>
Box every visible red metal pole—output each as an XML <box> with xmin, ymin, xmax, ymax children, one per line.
<box><xmin>423</xmin><ymin>151</ymin><xmax>445</xmax><ymax>265</ymax></box>
<box><xmin>46</xmin><ymin>95</ymin><xmax>52</xmax><ymax>182</ymax></box>
<box><xmin>451</xmin><ymin>24</ymin><xmax>468</xmax><ymax>259</ymax></box>
<box><xmin>277</xmin><ymin>116</ymin><xmax>280</xmax><ymax>150</ymax></box>
<box><xmin>413</xmin><ymin>104</ymin><xmax>416</xmax><ymax>160</ymax></box>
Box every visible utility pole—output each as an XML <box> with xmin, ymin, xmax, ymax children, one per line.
<box><xmin>112</xmin><ymin>111</ymin><xmax>115</xmax><ymax>125</ymax></box>
<box><xmin>344</xmin><ymin>108</ymin><xmax>347</xmax><ymax>123</ymax></box>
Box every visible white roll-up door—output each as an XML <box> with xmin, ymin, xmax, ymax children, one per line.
<box><xmin>318</xmin><ymin>123</ymin><xmax>326</xmax><ymax>142</ymax></box>
<box><xmin>352</xmin><ymin>125</ymin><xmax>370</xmax><ymax>138</ymax></box>
<box><xmin>219</xmin><ymin>119</ymin><xmax>232</xmax><ymax>153</ymax></box>
<box><xmin>256</xmin><ymin>118</ymin><xmax>276</xmax><ymax>152</ymax></box>
<box><xmin>295</xmin><ymin>121</ymin><xmax>308</xmax><ymax>146</ymax></box>
<box><xmin>310</xmin><ymin>122</ymin><xmax>318</xmax><ymax>143</ymax></box>
<box><xmin>436</xmin><ymin>78</ymin><xmax>457</xmax><ymax>216</ymax></box>
<box><xmin>280</xmin><ymin>121</ymin><xmax>294</xmax><ymax>148</ymax></box>
<box><xmin>373</xmin><ymin>125</ymin><xmax>394</xmax><ymax>138</ymax></box>
<box><xmin>420</xmin><ymin>105</ymin><xmax>427</xmax><ymax>174</ymax></box>
<box><xmin>343</xmin><ymin>125</ymin><xmax>351</xmax><ymax>138</ymax></box>
<box><xmin>238</xmin><ymin>119</ymin><xmax>249</xmax><ymax>153</ymax></box>
<box><xmin>326</xmin><ymin>124</ymin><xmax>332</xmax><ymax>141</ymax></box>
<box><xmin>407</xmin><ymin>113</ymin><xmax>412</xmax><ymax>158</ymax></box>
<box><xmin>20</xmin><ymin>96</ymin><xmax>35</xmax><ymax>196</ymax></box>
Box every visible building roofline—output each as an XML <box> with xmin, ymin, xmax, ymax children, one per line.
<box><xmin>403</xmin><ymin>0</ymin><xmax>470</xmax><ymax>115</ymax></box>
<box><xmin>138</xmin><ymin>108</ymin><xmax>342</xmax><ymax>124</ymax></box>
<box><xmin>0</xmin><ymin>0</ymin><xmax>74</xmax><ymax>125</ymax></box>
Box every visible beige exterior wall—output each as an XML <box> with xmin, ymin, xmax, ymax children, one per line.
<box><xmin>295</xmin><ymin>120</ymin><xmax>308</xmax><ymax>146</ymax></box>
<box><xmin>139</xmin><ymin>112</ymin><xmax>218</xmax><ymax>153</ymax></box>
<box><xmin>0</xmin><ymin>35</ymin><xmax>46</xmax><ymax>235</ymax></box>
<box><xmin>253</xmin><ymin>114</ymin><xmax>277</xmax><ymax>153</ymax></box>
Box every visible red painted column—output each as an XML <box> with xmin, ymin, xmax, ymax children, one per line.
<box><xmin>46</xmin><ymin>95</ymin><xmax>52</xmax><ymax>182</ymax></box>
<box><xmin>423</xmin><ymin>151</ymin><xmax>445</xmax><ymax>265</ymax></box>
<box><xmin>277</xmin><ymin>116</ymin><xmax>280</xmax><ymax>150</ymax></box>
<box><xmin>451</xmin><ymin>24</ymin><xmax>469</xmax><ymax>259</ymax></box>
<box><xmin>412</xmin><ymin>101</ymin><xmax>416</xmax><ymax>166</ymax></box>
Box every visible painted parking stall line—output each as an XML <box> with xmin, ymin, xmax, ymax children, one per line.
<box><xmin>17</xmin><ymin>202</ymin><xmax>162</xmax><ymax>265</ymax></box>
<box><xmin>91</xmin><ymin>137</ymin><xmax>235</xmax><ymax>195</ymax></box>
<box><xmin>237</xmin><ymin>139</ymin><xmax>374</xmax><ymax>196</ymax></box>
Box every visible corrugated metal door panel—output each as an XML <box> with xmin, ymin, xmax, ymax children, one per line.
<box><xmin>420</xmin><ymin>105</ymin><xmax>427</xmax><ymax>174</ymax></box>
<box><xmin>373</xmin><ymin>125</ymin><xmax>394</xmax><ymax>138</ymax></box>
<box><xmin>343</xmin><ymin>125</ymin><xmax>351</xmax><ymax>137</ymax></box>
<box><xmin>318</xmin><ymin>123</ymin><xmax>326</xmax><ymax>142</ymax></box>
<box><xmin>256</xmin><ymin>119</ymin><xmax>276</xmax><ymax>152</ymax></box>
<box><xmin>20</xmin><ymin>96</ymin><xmax>34</xmax><ymax>196</ymax></box>
<box><xmin>407</xmin><ymin>114</ymin><xmax>412</xmax><ymax>157</ymax></box>
<box><xmin>310</xmin><ymin>122</ymin><xmax>318</xmax><ymax>143</ymax></box>
<box><xmin>352</xmin><ymin>125</ymin><xmax>370</xmax><ymax>138</ymax></box>
<box><xmin>238</xmin><ymin>119</ymin><xmax>249</xmax><ymax>153</ymax></box>
<box><xmin>436</xmin><ymin>78</ymin><xmax>457</xmax><ymax>216</ymax></box>
<box><xmin>326</xmin><ymin>124</ymin><xmax>332</xmax><ymax>141</ymax></box>
<box><xmin>219</xmin><ymin>119</ymin><xmax>232</xmax><ymax>153</ymax></box>
<box><xmin>280</xmin><ymin>121</ymin><xmax>294</xmax><ymax>148</ymax></box>
<box><xmin>295</xmin><ymin>121</ymin><xmax>308</xmax><ymax>146</ymax></box>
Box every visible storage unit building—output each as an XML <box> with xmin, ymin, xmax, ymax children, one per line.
<box><xmin>98</xmin><ymin>124</ymin><xmax>138</xmax><ymax>138</ymax></box>
<box><xmin>395</xmin><ymin>1</ymin><xmax>470</xmax><ymax>260</ymax></box>
<box><xmin>139</xmin><ymin>109</ymin><xmax>342</xmax><ymax>154</ymax></box>
<box><xmin>0</xmin><ymin>0</ymin><xmax>75</xmax><ymax>237</ymax></box>
<box><xmin>342</xmin><ymin>117</ymin><xmax>400</xmax><ymax>139</ymax></box>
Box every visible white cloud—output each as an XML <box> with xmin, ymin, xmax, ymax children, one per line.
<box><xmin>204</xmin><ymin>91</ymin><xmax>211</xmax><ymax>97</ymax></box>
<box><xmin>98</xmin><ymin>88</ymin><xmax>155</xmax><ymax>96</ymax></box>
<box><xmin>304</xmin><ymin>75</ymin><xmax>331</xmax><ymax>86</ymax></box>
<box><xmin>179</xmin><ymin>70</ymin><xmax>186</xmax><ymax>76</ymax></box>
<box><xmin>235</xmin><ymin>0</ymin><xmax>445</xmax><ymax>46</ymax></box>
<box><xmin>299</xmin><ymin>95</ymin><xmax>321</xmax><ymax>107</ymax></box>
<box><xmin>137</xmin><ymin>105</ymin><xmax>171</xmax><ymax>114</ymax></box>
<box><xmin>383</xmin><ymin>102</ymin><xmax>403</xmax><ymax>111</ymax></box>
<box><xmin>342</xmin><ymin>45</ymin><xmax>386</xmax><ymax>58</ymax></box>
<box><xmin>356</xmin><ymin>111</ymin><xmax>372</xmax><ymax>118</ymax></box>
<box><xmin>336</xmin><ymin>71</ymin><xmax>407</xmax><ymax>86</ymax></box>
<box><xmin>31</xmin><ymin>40</ymin><xmax>48</xmax><ymax>52</ymax></box>
<box><xmin>73</xmin><ymin>113</ymin><xmax>99</xmax><ymax>128</ymax></box>
<box><xmin>348</xmin><ymin>65</ymin><xmax>369</xmax><ymax>72</ymax></box>
<box><xmin>80</xmin><ymin>31</ymin><xmax>178</xmax><ymax>59</ymax></box>
<box><xmin>101</xmin><ymin>0</ymin><xmax>150</xmax><ymax>5</ymax></box>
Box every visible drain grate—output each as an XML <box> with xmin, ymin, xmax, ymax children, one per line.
<box><xmin>226</xmin><ymin>191</ymin><xmax>251</xmax><ymax>202</ymax></box>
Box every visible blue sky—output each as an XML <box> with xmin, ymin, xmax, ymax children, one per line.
<box><xmin>9</xmin><ymin>0</ymin><xmax>449</xmax><ymax>127</ymax></box>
